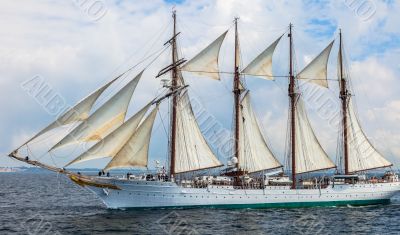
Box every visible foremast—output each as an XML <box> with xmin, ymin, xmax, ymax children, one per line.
<box><xmin>170</xmin><ymin>10</ymin><xmax>178</xmax><ymax>179</ymax></box>
<box><xmin>338</xmin><ymin>29</ymin><xmax>349</xmax><ymax>175</ymax></box>
<box><xmin>233</xmin><ymin>18</ymin><xmax>242</xmax><ymax>175</ymax></box>
<box><xmin>288</xmin><ymin>24</ymin><xmax>297</xmax><ymax>189</ymax></box>
<box><xmin>164</xmin><ymin>10</ymin><xmax>223</xmax><ymax>176</ymax></box>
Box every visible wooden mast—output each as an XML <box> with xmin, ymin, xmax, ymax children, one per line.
<box><xmin>339</xmin><ymin>29</ymin><xmax>349</xmax><ymax>175</ymax></box>
<box><xmin>233</xmin><ymin>17</ymin><xmax>241</xmax><ymax>174</ymax></box>
<box><xmin>170</xmin><ymin>10</ymin><xmax>178</xmax><ymax>179</ymax></box>
<box><xmin>288</xmin><ymin>24</ymin><xmax>296</xmax><ymax>189</ymax></box>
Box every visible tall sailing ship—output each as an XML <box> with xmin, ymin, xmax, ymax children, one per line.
<box><xmin>9</xmin><ymin>11</ymin><xmax>400</xmax><ymax>209</ymax></box>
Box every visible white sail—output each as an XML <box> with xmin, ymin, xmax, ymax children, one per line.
<box><xmin>175</xmin><ymin>92</ymin><xmax>223</xmax><ymax>173</ymax></box>
<box><xmin>241</xmin><ymin>35</ymin><xmax>282</xmax><ymax>80</ymax></box>
<box><xmin>20</xmin><ymin>76</ymin><xmax>120</xmax><ymax>147</ymax></box>
<box><xmin>181</xmin><ymin>31</ymin><xmax>228</xmax><ymax>80</ymax></box>
<box><xmin>238</xmin><ymin>92</ymin><xmax>282</xmax><ymax>173</ymax></box>
<box><xmin>64</xmin><ymin>102</ymin><xmax>152</xmax><ymax>167</ymax></box>
<box><xmin>297</xmin><ymin>41</ymin><xmax>334</xmax><ymax>88</ymax></box>
<box><xmin>104</xmin><ymin>105</ymin><xmax>159</xmax><ymax>171</ymax></box>
<box><xmin>294</xmin><ymin>98</ymin><xmax>336</xmax><ymax>174</ymax></box>
<box><xmin>49</xmin><ymin>71</ymin><xmax>143</xmax><ymax>151</ymax></box>
<box><xmin>346</xmin><ymin>100</ymin><xmax>392</xmax><ymax>173</ymax></box>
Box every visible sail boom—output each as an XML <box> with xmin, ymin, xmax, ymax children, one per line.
<box><xmin>296</xmin><ymin>165</ymin><xmax>337</xmax><ymax>175</ymax></box>
<box><xmin>349</xmin><ymin>164</ymin><xmax>393</xmax><ymax>174</ymax></box>
<box><xmin>175</xmin><ymin>164</ymin><xmax>224</xmax><ymax>174</ymax></box>
<box><xmin>247</xmin><ymin>165</ymin><xmax>284</xmax><ymax>174</ymax></box>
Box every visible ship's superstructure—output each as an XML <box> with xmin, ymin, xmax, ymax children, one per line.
<box><xmin>8</xmin><ymin>11</ymin><xmax>400</xmax><ymax>209</ymax></box>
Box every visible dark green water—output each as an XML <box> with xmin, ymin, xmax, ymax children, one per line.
<box><xmin>1</xmin><ymin>172</ymin><xmax>399</xmax><ymax>234</ymax></box>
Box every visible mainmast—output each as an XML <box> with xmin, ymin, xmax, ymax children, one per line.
<box><xmin>339</xmin><ymin>29</ymin><xmax>349</xmax><ymax>175</ymax></box>
<box><xmin>233</xmin><ymin>18</ymin><xmax>241</xmax><ymax>173</ymax></box>
<box><xmin>170</xmin><ymin>10</ymin><xmax>178</xmax><ymax>179</ymax></box>
<box><xmin>288</xmin><ymin>24</ymin><xmax>296</xmax><ymax>189</ymax></box>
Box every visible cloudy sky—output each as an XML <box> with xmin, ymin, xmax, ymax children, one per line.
<box><xmin>1</xmin><ymin>0</ymin><xmax>399</xmax><ymax>171</ymax></box>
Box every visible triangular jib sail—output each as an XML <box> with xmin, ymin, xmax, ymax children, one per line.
<box><xmin>174</xmin><ymin>91</ymin><xmax>223</xmax><ymax>173</ymax></box>
<box><xmin>49</xmin><ymin>71</ymin><xmax>143</xmax><ymax>151</ymax></box>
<box><xmin>297</xmin><ymin>41</ymin><xmax>334</xmax><ymax>88</ymax></box>
<box><xmin>346</xmin><ymin>100</ymin><xmax>392</xmax><ymax>173</ymax></box>
<box><xmin>20</xmin><ymin>75</ymin><xmax>121</xmax><ymax>148</ymax></box>
<box><xmin>238</xmin><ymin>92</ymin><xmax>282</xmax><ymax>173</ymax></box>
<box><xmin>65</xmin><ymin>102</ymin><xmax>152</xmax><ymax>167</ymax></box>
<box><xmin>181</xmin><ymin>31</ymin><xmax>228</xmax><ymax>80</ymax></box>
<box><xmin>104</xmin><ymin>105</ymin><xmax>159</xmax><ymax>171</ymax></box>
<box><xmin>241</xmin><ymin>35</ymin><xmax>282</xmax><ymax>80</ymax></box>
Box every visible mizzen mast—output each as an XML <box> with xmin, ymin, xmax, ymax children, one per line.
<box><xmin>338</xmin><ymin>29</ymin><xmax>349</xmax><ymax>175</ymax></box>
<box><xmin>233</xmin><ymin>17</ymin><xmax>241</xmax><ymax>174</ymax></box>
<box><xmin>288</xmin><ymin>23</ymin><xmax>297</xmax><ymax>189</ymax></box>
<box><xmin>170</xmin><ymin>10</ymin><xmax>178</xmax><ymax>179</ymax></box>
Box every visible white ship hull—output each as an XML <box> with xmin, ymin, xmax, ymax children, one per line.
<box><xmin>84</xmin><ymin>178</ymin><xmax>400</xmax><ymax>209</ymax></box>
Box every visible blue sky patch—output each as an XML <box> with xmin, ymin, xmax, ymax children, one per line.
<box><xmin>305</xmin><ymin>18</ymin><xmax>337</xmax><ymax>39</ymax></box>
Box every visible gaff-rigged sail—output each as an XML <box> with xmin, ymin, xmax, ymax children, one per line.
<box><xmin>65</xmin><ymin>102</ymin><xmax>152</xmax><ymax>167</ymax></box>
<box><xmin>49</xmin><ymin>71</ymin><xmax>143</xmax><ymax>151</ymax></box>
<box><xmin>346</xmin><ymin>100</ymin><xmax>392</xmax><ymax>173</ymax></box>
<box><xmin>297</xmin><ymin>41</ymin><xmax>334</xmax><ymax>88</ymax></box>
<box><xmin>181</xmin><ymin>31</ymin><xmax>228</xmax><ymax>80</ymax></box>
<box><xmin>238</xmin><ymin>92</ymin><xmax>282</xmax><ymax>173</ymax></box>
<box><xmin>294</xmin><ymin>98</ymin><xmax>336</xmax><ymax>174</ymax></box>
<box><xmin>174</xmin><ymin>91</ymin><xmax>224</xmax><ymax>173</ymax></box>
<box><xmin>241</xmin><ymin>35</ymin><xmax>282</xmax><ymax>80</ymax></box>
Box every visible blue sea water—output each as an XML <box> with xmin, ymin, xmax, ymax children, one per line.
<box><xmin>1</xmin><ymin>172</ymin><xmax>400</xmax><ymax>235</ymax></box>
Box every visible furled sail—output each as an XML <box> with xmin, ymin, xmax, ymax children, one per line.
<box><xmin>238</xmin><ymin>92</ymin><xmax>282</xmax><ymax>173</ymax></box>
<box><xmin>104</xmin><ymin>105</ymin><xmax>159</xmax><ymax>171</ymax></box>
<box><xmin>64</xmin><ymin>102</ymin><xmax>152</xmax><ymax>167</ymax></box>
<box><xmin>297</xmin><ymin>41</ymin><xmax>334</xmax><ymax>88</ymax></box>
<box><xmin>49</xmin><ymin>71</ymin><xmax>143</xmax><ymax>151</ymax></box>
<box><xmin>181</xmin><ymin>31</ymin><xmax>228</xmax><ymax>80</ymax></box>
<box><xmin>294</xmin><ymin>98</ymin><xmax>336</xmax><ymax>174</ymax></box>
<box><xmin>241</xmin><ymin>35</ymin><xmax>282</xmax><ymax>80</ymax></box>
<box><xmin>19</xmin><ymin>75</ymin><xmax>120</xmax><ymax>148</ymax></box>
<box><xmin>346</xmin><ymin>100</ymin><xmax>392</xmax><ymax>173</ymax></box>
<box><xmin>174</xmin><ymin>91</ymin><xmax>223</xmax><ymax>173</ymax></box>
